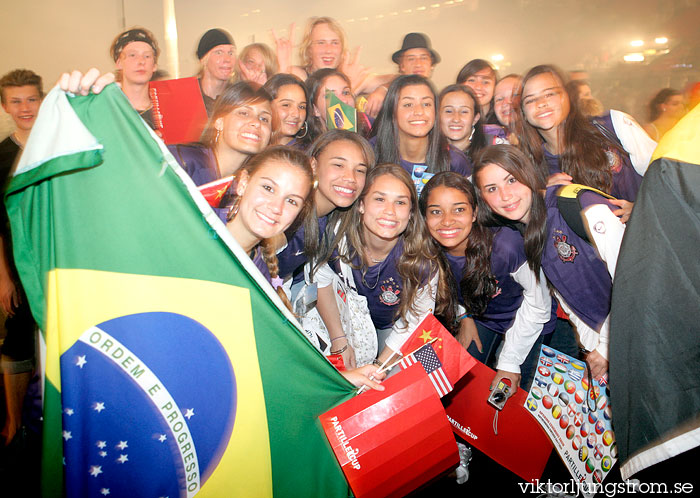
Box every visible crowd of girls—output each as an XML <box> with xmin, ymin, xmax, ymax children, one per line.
<box><xmin>56</xmin><ymin>11</ymin><xmax>686</xmax><ymax>394</ymax></box>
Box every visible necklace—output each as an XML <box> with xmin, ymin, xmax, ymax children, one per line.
<box><xmin>361</xmin><ymin>258</ymin><xmax>385</xmax><ymax>290</ymax></box>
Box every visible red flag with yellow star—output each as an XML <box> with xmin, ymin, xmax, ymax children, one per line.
<box><xmin>399</xmin><ymin>314</ymin><xmax>476</xmax><ymax>393</ymax></box>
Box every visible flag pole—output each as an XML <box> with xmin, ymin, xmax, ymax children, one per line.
<box><xmin>356</xmin><ymin>337</ymin><xmax>438</xmax><ymax>395</ymax></box>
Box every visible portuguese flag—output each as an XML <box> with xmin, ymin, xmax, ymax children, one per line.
<box><xmin>6</xmin><ymin>84</ymin><xmax>353</xmax><ymax>497</ymax></box>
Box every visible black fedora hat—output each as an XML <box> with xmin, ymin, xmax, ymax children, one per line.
<box><xmin>391</xmin><ymin>33</ymin><xmax>441</xmax><ymax>64</ymax></box>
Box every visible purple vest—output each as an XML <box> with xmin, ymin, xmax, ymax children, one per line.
<box><xmin>542</xmin><ymin>186</ymin><xmax>614</xmax><ymax>330</ymax></box>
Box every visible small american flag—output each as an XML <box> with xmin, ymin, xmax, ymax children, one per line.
<box><xmin>399</xmin><ymin>344</ymin><xmax>453</xmax><ymax>397</ymax></box>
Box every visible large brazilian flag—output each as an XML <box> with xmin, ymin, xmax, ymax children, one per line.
<box><xmin>6</xmin><ymin>84</ymin><xmax>353</xmax><ymax>497</ymax></box>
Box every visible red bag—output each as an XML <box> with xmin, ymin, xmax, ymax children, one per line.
<box><xmin>443</xmin><ymin>360</ymin><xmax>553</xmax><ymax>482</ymax></box>
<box><xmin>320</xmin><ymin>364</ymin><xmax>459</xmax><ymax>498</ymax></box>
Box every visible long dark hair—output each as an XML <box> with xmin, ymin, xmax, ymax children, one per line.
<box><xmin>419</xmin><ymin>172</ymin><xmax>496</xmax><ymax>318</ymax></box>
<box><xmin>456</xmin><ymin>59</ymin><xmax>499</xmax><ymax>124</ymax></box>
<box><xmin>438</xmin><ymin>84</ymin><xmax>487</xmax><ymax>160</ymax></box>
<box><xmin>514</xmin><ymin>64</ymin><xmax>616</xmax><ymax>193</ymax></box>
<box><xmin>473</xmin><ymin>145</ymin><xmax>547</xmax><ymax>279</ymax></box>
<box><xmin>338</xmin><ymin>163</ymin><xmax>455</xmax><ymax>329</ymax></box>
<box><xmin>263</xmin><ymin>73</ymin><xmax>312</xmax><ymax>147</ymax></box>
<box><xmin>303</xmin><ymin>130</ymin><xmax>375</xmax><ymax>277</ymax></box>
<box><xmin>371</xmin><ymin>75</ymin><xmax>451</xmax><ymax>174</ymax></box>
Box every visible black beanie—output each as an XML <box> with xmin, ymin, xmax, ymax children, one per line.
<box><xmin>197</xmin><ymin>29</ymin><xmax>234</xmax><ymax>60</ymax></box>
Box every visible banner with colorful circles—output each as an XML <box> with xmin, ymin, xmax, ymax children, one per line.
<box><xmin>525</xmin><ymin>345</ymin><xmax>617</xmax><ymax>488</ymax></box>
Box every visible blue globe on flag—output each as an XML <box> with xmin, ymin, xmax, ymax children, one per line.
<box><xmin>60</xmin><ymin>312</ymin><xmax>236</xmax><ymax>498</ymax></box>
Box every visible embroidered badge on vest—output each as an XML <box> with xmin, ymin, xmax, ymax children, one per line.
<box><xmin>379</xmin><ymin>278</ymin><xmax>401</xmax><ymax>306</ymax></box>
<box><xmin>605</xmin><ymin>149</ymin><xmax>622</xmax><ymax>173</ymax></box>
<box><xmin>554</xmin><ymin>234</ymin><xmax>578</xmax><ymax>263</ymax></box>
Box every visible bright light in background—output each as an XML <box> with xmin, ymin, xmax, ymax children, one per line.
<box><xmin>655</xmin><ymin>37</ymin><xmax>668</xmax><ymax>44</ymax></box>
<box><xmin>163</xmin><ymin>0</ymin><xmax>179</xmax><ymax>78</ymax></box>
<box><xmin>624</xmin><ymin>53</ymin><xmax>645</xmax><ymax>62</ymax></box>
<box><xmin>491</xmin><ymin>54</ymin><xmax>504</xmax><ymax>62</ymax></box>
<box><xmin>630</xmin><ymin>40</ymin><xmax>644</xmax><ymax>47</ymax></box>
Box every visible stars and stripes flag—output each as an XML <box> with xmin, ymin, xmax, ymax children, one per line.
<box><xmin>399</xmin><ymin>343</ymin><xmax>453</xmax><ymax>397</ymax></box>
<box><xmin>397</xmin><ymin>314</ymin><xmax>476</xmax><ymax>398</ymax></box>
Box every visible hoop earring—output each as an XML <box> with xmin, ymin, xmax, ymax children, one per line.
<box><xmin>226</xmin><ymin>196</ymin><xmax>241</xmax><ymax>222</ymax></box>
<box><xmin>215</xmin><ymin>128</ymin><xmax>221</xmax><ymax>143</ymax></box>
<box><xmin>297</xmin><ymin>121</ymin><xmax>308</xmax><ymax>139</ymax></box>
<box><xmin>469</xmin><ymin>126</ymin><xmax>475</xmax><ymax>141</ymax></box>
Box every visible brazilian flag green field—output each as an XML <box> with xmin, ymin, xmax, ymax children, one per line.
<box><xmin>6</xmin><ymin>84</ymin><xmax>354</xmax><ymax>497</ymax></box>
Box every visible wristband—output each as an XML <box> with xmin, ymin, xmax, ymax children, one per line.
<box><xmin>458</xmin><ymin>312</ymin><xmax>473</xmax><ymax>321</ymax></box>
<box><xmin>331</xmin><ymin>344</ymin><xmax>348</xmax><ymax>354</ymax></box>
<box><xmin>330</xmin><ymin>335</ymin><xmax>347</xmax><ymax>342</ymax></box>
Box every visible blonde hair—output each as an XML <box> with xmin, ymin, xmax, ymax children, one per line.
<box><xmin>239</xmin><ymin>43</ymin><xmax>279</xmax><ymax>77</ymax></box>
<box><xmin>299</xmin><ymin>17</ymin><xmax>346</xmax><ymax>70</ymax></box>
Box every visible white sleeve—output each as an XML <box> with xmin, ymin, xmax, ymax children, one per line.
<box><xmin>383</xmin><ymin>271</ymin><xmax>438</xmax><ymax>353</ymax></box>
<box><xmin>554</xmin><ymin>291</ymin><xmax>610</xmax><ymax>360</ymax></box>
<box><xmin>496</xmin><ymin>265</ymin><xmax>551</xmax><ymax>373</ymax></box>
<box><xmin>582</xmin><ymin>204</ymin><xmax>625</xmax><ymax>279</ymax></box>
<box><xmin>610</xmin><ymin>109</ymin><xmax>657</xmax><ymax>176</ymax></box>
<box><xmin>312</xmin><ymin>262</ymin><xmax>337</xmax><ymax>289</ymax></box>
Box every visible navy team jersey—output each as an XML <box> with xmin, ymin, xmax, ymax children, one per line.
<box><xmin>446</xmin><ymin>226</ymin><xmax>556</xmax><ymax>335</ymax></box>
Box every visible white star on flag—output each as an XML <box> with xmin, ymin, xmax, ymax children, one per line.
<box><xmin>93</xmin><ymin>402</ymin><xmax>105</xmax><ymax>413</ymax></box>
<box><xmin>62</xmin><ymin>431</ymin><xmax>72</xmax><ymax>441</ymax></box>
<box><xmin>158</xmin><ymin>434</ymin><xmax>167</xmax><ymax>442</ymax></box>
<box><xmin>116</xmin><ymin>440</ymin><xmax>128</xmax><ymax>450</ymax></box>
<box><xmin>100</xmin><ymin>489</ymin><xmax>110</xmax><ymax>496</ymax></box>
<box><xmin>99</xmin><ymin>451</ymin><xmax>107</xmax><ymax>458</ymax></box>
<box><xmin>89</xmin><ymin>465</ymin><xmax>103</xmax><ymax>477</ymax></box>
<box><xmin>64</xmin><ymin>407</ymin><xmax>74</xmax><ymax>416</ymax></box>
<box><xmin>76</xmin><ymin>355</ymin><xmax>87</xmax><ymax>368</ymax></box>
<box><xmin>96</xmin><ymin>441</ymin><xmax>107</xmax><ymax>449</ymax></box>
<box><xmin>117</xmin><ymin>454</ymin><xmax>128</xmax><ymax>464</ymax></box>
<box><xmin>184</xmin><ymin>408</ymin><xmax>195</xmax><ymax>419</ymax></box>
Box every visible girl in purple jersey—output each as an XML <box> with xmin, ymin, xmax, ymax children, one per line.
<box><xmin>473</xmin><ymin>145</ymin><xmax>625</xmax><ymax>380</ymax></box>
<box><xmin>315</xmin><ymin>164</ymin><xmax>455</xmax><ymax>367</ymax></box>
<box><xmin>170</xmin><ymin>82</ymin><xmax>273</xmax><ymax>186</ymax></box>
<box><xmin>372</xmin><ymin>75</ymin><xmax>471</xmax><ymax>195</ymax></box>
<box><xmin>514</xmin><ymin>65</ymin><xmax>651</xmax><ymax>222</ymax></box>
<box><xmin>438</xmin><ymin>85</ymin><xmax>490</xmax><ymax>162</ymax></box>
<box><xmin>420</xmin><ymin>172</ymin><xmax>554</xmax><ymax>391</ymax></box>
<box><xmin>276</xmin><ymin>130</ymin><xmax>374</xmax><ymax>288</ymax></box>
<box><xmin>224</xmin><ymin>145</ymin><xmax>386</xmax><ymax>390</ymax></box>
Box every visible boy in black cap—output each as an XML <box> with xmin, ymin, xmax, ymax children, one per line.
<box><xmin>197</xmin><ymin>28</ymin><xmax>236</xmax><ymax>115</ymax></box>
<box><xmin>109</xmin><ymin>27</ymin><xmax>160</xmax><ymax>129</ymax></box>
<box><xmin>393</xmin><ymin>32</ymin><xmax>440</xmax><ymax>79</ymax></box>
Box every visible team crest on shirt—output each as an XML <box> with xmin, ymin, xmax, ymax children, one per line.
<box><xmin>379</xmin><ymin>277</ymin><xmax>401</xmax><ymax>306</ymax></box>
<box><xmin>554</xmin><ymin>234</ymin><xmax>578</xmax><ymax>263</ymax></box>
<box><xmin>605</xmin><ymin>149</ymin><xmax>622</xmax><ymax>173</ymax></box>
<box><xmin>492</xmin><ymin>279</ymin><xmax>502</xmax><ymax>298</ymax></box>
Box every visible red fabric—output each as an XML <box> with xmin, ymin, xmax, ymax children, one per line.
<box><xmin>320</xmin><ymin>364</ymin><xmax>459</xmax><ymax>498</ymax></box>
<box><xmin>399</xmin><ymin>314</ymin><xmax>477</xmax><ymax>387</ymax></box>
<box><xmin>443</xmin><ymin>360</ymin><xmax>553</xmax><ymax>482</ymax></box>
